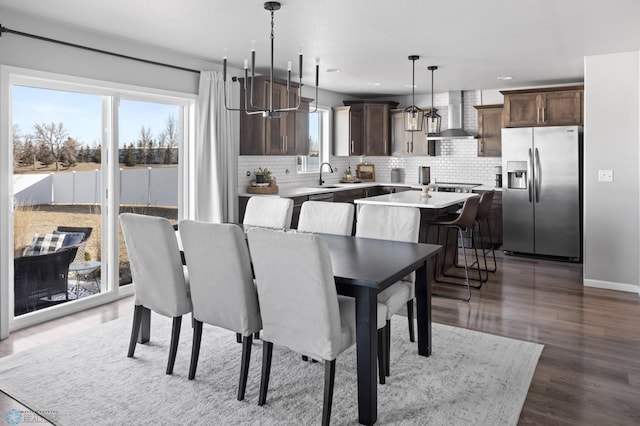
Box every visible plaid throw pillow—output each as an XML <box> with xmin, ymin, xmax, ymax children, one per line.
<box><xmin>27</xmin><ymin>233</ymin><xmax>65</xmax><ymax>256</ymax></box>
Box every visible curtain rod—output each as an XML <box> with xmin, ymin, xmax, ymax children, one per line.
<box><xmin>0</xmin><ymin>24</ymin><xmax>201</xmax><ymax>74</ymax></box>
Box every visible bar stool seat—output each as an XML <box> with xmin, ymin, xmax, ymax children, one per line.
<box><xmin>429</xmin><ymin>195</ymin><xmax>482</xmax><ymax>301</ymax></box>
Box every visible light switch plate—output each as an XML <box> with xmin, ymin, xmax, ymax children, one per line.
<box><xmin>598</xmin><ymin>169</ymin><xmax>613</xmax><ymax>182</ymax></box>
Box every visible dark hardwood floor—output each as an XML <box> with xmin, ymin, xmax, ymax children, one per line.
<box><xmin>1</xmin><ymin>251</ymin><xmax>639</xmax><ymax>425</ymax></box>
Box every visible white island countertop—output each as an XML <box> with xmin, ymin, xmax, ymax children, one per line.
<box><xmin>354</xmin><ymin>190</ymin><xmax>477</xmax><ymax>209</ymax></box>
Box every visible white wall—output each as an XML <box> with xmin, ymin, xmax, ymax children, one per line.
<box><xmin>584</xmin><ymin>50</ymin><xmax>640</xmax><ymax>293</ymax></box>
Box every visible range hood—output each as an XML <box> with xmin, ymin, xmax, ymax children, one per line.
<box><xmin>426</xmin><ymin>91</ymin><xmax>477</xmax><ymax>140</ymax></box>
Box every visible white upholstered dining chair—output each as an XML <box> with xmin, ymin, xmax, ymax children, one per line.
<box><xmin>355</xmin><ymin>204</ymin><xmax>421</xmax><ymax>377</ymax></box>
<box><xmin>179</xmin><ymin>220</ymin><xmax>262</xmax><ymax>401</ymax></box>
<box><xmin>243</xmin><ymin>196</ymin><xmax>294</xmax><ymax>229</ymax></box>
<box><xmin>119</xmin><ymin>213</ymin><xmax>192</xmax><ymax>375</ymax></box>
<box><xmin>297</xmin><ymin>200</ymin><xmax>355</xmax><ymax>236</ymax></box>
<box><xmin>247</xmin><ymin>227</ymin><xmax>387</xmax><ymax>425</ymax></box>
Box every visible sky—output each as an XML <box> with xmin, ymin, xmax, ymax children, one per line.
<box><xmin>12</xmin><ymin>85</ymin><xmax>179</xmax><ymax>148</ymax></box>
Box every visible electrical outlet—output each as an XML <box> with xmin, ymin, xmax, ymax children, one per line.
<box><xmin>598</xmin><ymin>169</ymin><xmax>613</xmax><ymax>182</ymax></box>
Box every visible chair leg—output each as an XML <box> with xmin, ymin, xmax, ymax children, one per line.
<box><xmin>166</xmin><ymin>316</ymin><xmax>182</xmax><ymax>375</ymax></box>
<box><xmin>384</xmin><ymin>320</ymin><xmax>391</xmax><ymax>377</ymax></box>
<box><xmin>407</xmin><ymin>299</ymin><xmax>415</xmax><ymax>342</ymax></box>
<box><xmin>258</xmin><ymin>341</ymin><xmax>273</xmax><ymax>406</ymax></box>
<box><xmin>483</xmin><ymin>217</ymin><xmax>497</xmax><ymax>272</ymax></box>
<box><xmin>236</xmin><ymin>333</ymin><xmax>242</xmax><ymax>344</ymax></box>
<box><xmin>322</xmin><ymin>359</ymin><xmax>336</xmax><ymax>426</ymax></box>
<box><xmin>238</xmin><ymin>335</ymin><xmax>253</xmax><ymax>401</ymax></box>
<box><xmin>188</xmin><ymin>320</ymin><xmax>203</xmax><ymax>380</ymax></box>
<box><xmin>127</xmin><ymin>305</ymin><xmax>143</xmax><ymax>357</ymax></box>
<box><xmin>377</xmin><ymin>327</ymin><xmax>386</xmax><ymax>385</ymax></box>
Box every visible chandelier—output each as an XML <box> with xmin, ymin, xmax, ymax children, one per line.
<box><xmin>403</xmin><ymin>55</ymin><xmax>424</xmax><ymax>132</ymax></box>
<box><xmin>223</xmin><ymin>1</ymin><xmax>319</xmax><ymax>118</ymax></box>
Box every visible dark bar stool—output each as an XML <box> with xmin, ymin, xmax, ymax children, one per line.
<box><xmin>474</xmin><ymin>190</ymin><xmax>497</xmax><ymax>276</ymax></box>
<box><xmin>429</xmin><ymin>195</ymin><xmax>482</xmax><ymax>301</ymax></box>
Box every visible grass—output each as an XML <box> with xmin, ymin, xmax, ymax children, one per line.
<box><xmin>14</xmin><ymin>204</ymin><xmax>178</xmax><ymax>284</ymax></box>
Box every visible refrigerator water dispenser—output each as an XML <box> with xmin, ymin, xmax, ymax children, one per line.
<box><xmin>507</xmin><ymin>161</ymin><xmax>528</xmax><ymax>189</ymax></box>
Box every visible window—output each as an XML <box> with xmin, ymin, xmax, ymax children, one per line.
<box><xmin>3</xmin><ymin>66</ymin><xmax>194</xmax><ymax>326</ymax></box>
<box><xmin>297</xmin><ymin>107</ymin><xmax>330</xmax><ymax>173</ymax></box>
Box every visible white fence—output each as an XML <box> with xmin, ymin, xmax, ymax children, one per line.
<box><xmin>14</xmin><ymin>168</ymin><xmax>178</xmax><ymax>207</ymax></box>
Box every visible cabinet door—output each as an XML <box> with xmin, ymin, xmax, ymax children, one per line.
<box><xmin>476</xmin><ymin>105</ymin><xmax>503</xmax><ymax>157</ymax></box>
<box><xmin>265</xmin><ymin>82</ymin><xmax>287</xmax><ymax>154</ymax></box>
<box><xmin>503</xmin><ymin>93</ymin><xmax>540</xmax><ymax>127</ymax></box>
<box><xmin>291</xmin><ymin>98</ymin><xmax>310</xmax><ymax>155</ymax></box>
<box><xmin>239</xmin><ymin>81</ymin><xmax>267</xmax><ymax>155</ymax></box>
<box><xmin>391</xmin><ymin>110</ymin><xmax>411</xmax><ymax>156</ymax></box>
<box><xmin>363</xmin><ymin>103</ymin><xmax>389</xmax><ymax>156</ymax></box>
<box><xmin>349</xmin><ymin>105</ymin><xmax>364</xmax><ymax>155</ymax></box>
<box><xmin>540</xmin><ymin>90</ymin><xmax>583</xmax><ymax>126</ymax></box>
<box><xmin>333</xmin><ymin>106</ymin><xmax>351</xmax><ymax>156</ymax></box>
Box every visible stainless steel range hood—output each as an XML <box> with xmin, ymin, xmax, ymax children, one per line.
<box><xmin>426</xmin><ymin>91</ymin><xmax>477</xmax><ymax>140</ymax></box>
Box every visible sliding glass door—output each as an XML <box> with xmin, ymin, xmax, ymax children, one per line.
<box><xmin>1</xmin><ymin>67</ymin><xmax>194</xmax><ymax>334</ymax></box>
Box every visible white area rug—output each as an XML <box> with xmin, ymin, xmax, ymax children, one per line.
<box><xmin>0</xmin><ymin>314</ymin><xmax>542</xmax><ymax>425</ymax></box>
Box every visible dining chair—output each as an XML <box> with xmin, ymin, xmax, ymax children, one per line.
<box><xmin>474</xmin><ymin>190</ymin><xmax>497</xmax><ymax>276</ymax></box>
<box><xmin>355</xmin><ymin>204</ymin><xmax>420</xmax><ymax>377</ymax></box>
<box><xmin>242</xmin><ymin>196</ymin><xmax>294</xmax><ymax>229</ymax></box>
<box><xmin>179</xmin><ymin>220</ymin><xmax>262</xmax><ymax>400</ymax></box>
<box><xmin>119</xmin><ymin>213</ymin><xmax>192</xmax><ymax>375</ymax></box>
<box><xmin>247</xmin><ymin>227</ymin><xmax>387</xmax><ymax>425</ymax></box>
<box><xmin>297</xmin><ymin>200</ymin><xmax>355</xmax><ymax>236</ymax></box>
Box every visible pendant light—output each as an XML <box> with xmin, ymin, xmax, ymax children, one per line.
<box><xmin>425</xmin><ymin>65</ymin><xmax>442</xmax><ymax>135</ymax></box>
<box><xmin>403</xmin><ymin>55</ymin><xmax>424</xmax><ymax>132</ymax></box>
<box><xmin>223</xmin><ymin>1</ymin><xmax>319</xmax><ymax>118</ymax></box>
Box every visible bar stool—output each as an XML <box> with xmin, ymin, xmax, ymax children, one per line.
<box><xmin>429</xmin><ymin>195</ymin><xmax>482</xmax><ymax>301</ymax></box>
<box><xmin>475</xmin><ymin>190</ymin><xmax>497</xmax><ymax>276</ymax></box>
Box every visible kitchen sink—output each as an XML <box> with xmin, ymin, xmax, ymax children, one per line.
<box><xmin>317</xmin><ymin>185</ymin><xmax>340</xmax><ymax>189</ymax></box>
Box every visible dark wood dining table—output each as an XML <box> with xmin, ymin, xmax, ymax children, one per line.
<box><xmin>156</xmin><ymin>227</ymin><xmax>441</xmax><ymax>425</ymax></box>
<box><xmin>319</xmin><ymin>233</ymin><xmax>441</xmax><ymax>425</ymax></box>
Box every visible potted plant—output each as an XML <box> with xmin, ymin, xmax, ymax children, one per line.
<box><xmin>254</xmin><ymin>167</ymin><xmax>272</xmax><ymax>185</ymax></box>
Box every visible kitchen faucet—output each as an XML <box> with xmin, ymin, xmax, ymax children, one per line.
<box><xmin>319</xmin><ymin>162</ymin><xmax>334</xmax><ymax>186</ymax></box>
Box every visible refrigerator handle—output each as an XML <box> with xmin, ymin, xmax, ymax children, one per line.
<box><xmin>534</xmin><ymin>147</ymin><xmax>541</xmax><ymax>203</ymax></box>
<box><xmin>527</xmin><ymin>148</ymin><xmax>533</xmax><ymax>203</ymax></box>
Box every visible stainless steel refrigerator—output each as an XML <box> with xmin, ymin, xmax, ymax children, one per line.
<box><xmin>501</xmin><ymin>126</ymin><xmax>582</xmax><ymax>260</ymax></box>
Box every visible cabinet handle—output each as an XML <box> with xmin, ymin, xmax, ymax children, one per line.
<box><xmin>537</xmin><ymin>108</ymin><xmax>540</xmax><ymax>123</ymax></box>
<box><xmin>410</xmin><ymin>141</ymin><xmax>414</xmax><ymax>153</ymax></box>
<box><xmin>479</xmin><ymin>140</ymin><xmax>484</xmax><ymax>154</ymax></box>
<box><xmin>285</xmin><ymin>135</ymin><xmax>288</xmax><ymax>152</ymax></box>
<box><xmin>282</xmin><ymin>136</ymin><xmax>285</xmax><ymax>152</ymax></box>
<box><xmin>351</xmin><ymin>140</ymin><xmax>354</xmax><ymax>154</ymax></box>
<box><xmin>542</xmin><ymin>108</ymin><xmax>545</xmax><ymax>122</ymax></box>
<box><xmin>406</xmin><ymin>141</ymin><xmax>409</xmax><ymax>153</ymax></box>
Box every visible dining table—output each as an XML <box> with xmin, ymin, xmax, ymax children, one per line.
<box><xmin>317</xmin><ymin>233</ymin><xmax>441</xmax><ymax>425</ymax></box>
<box><xmin>152</xmin><ymin>226</ymin><xmax>441</xmax><ymax>425</ymax></box>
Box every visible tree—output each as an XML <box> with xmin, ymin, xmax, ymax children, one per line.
<box><xmin>136</xmin><ymin>126</ymin><xmax>153</xmax><ymax>165</ymax></box>
<box><xmin>159</xmin><ymin>116</ymin><xmax>178</xmax><ymax>164</ymax></box>
<box><xmin>60</xmin><ymin>137</ymin><xmax>78</xmax><ymax>167</ymax></box>
<box><xmin>33</xmin><ymin>122</ymin><xmax>69</xmax><ymax>171</ymax></box>
<box><xmin>124</xmin><ymin>143</ymin><xmax>136</xmax><ymax>167</ymax></box>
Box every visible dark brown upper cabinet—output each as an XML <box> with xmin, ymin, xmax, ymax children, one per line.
<box><xmin>474</xmin><ymin>104</ymin><xmax>504</xmax><ymax>157</ymax></box>
<box><xmin>501</xmin><ymin>85</ymin><xmax>583</xmax><ymax>128</ymax></box>
<box><xmin>333</xmin><ymin>101</ymin><xmax>398</xmax><ymax>156</ymax></box>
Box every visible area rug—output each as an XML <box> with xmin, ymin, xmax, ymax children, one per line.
<box><xmin>0</xmin><ymin>314</ymin><xmax>542</xmax><ymax>425</ymax></box>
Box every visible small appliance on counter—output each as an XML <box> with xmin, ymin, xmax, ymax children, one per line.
<box><xmin>494</xmin><ymin>166</ymin><xmax>502</xmax><ymax>188</ymax></box>
<box><xmin>390</xmin><ymin>168</ymin><xmax>402</xmax><ymax>183</ymax></box>
<box><xmin>418</xmin><ymin>166</ymin><xmax>430</xmax><ymax>185</ymax></box>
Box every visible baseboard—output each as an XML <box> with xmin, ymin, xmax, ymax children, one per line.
<box><xmin>583</xmin><ymin>278</ymin><xmax>640</xmax><ymax>295</ymax></box>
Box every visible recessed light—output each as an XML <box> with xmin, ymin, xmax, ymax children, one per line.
<box><xmin>404</xmin><ymin>84</ymin><xmax>418</xmax><ymax>89</ymax></box>
<box><xmin>368</xmin><ymin>82</ymin><xmax>381</xmax><ymax>86</ymax></box>
<box><xmin>326</xmin><ymin>68</ymin><xmax>340</xmax><ymax>73</ymax></box>
<box><xmin>497</xmin><ymin>76</ymin><xmax>513</xmax><ymax>81</ymax></box>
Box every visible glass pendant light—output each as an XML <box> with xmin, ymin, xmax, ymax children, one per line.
<box><xmin>403</xmin><ymin>55</ymin><xmax>424</xmax><ymax>132</ymax></box>
<box><xmin>425</xmin><ymin>65</ymin><xmax>442</xmax><ymax>135</ymax></box>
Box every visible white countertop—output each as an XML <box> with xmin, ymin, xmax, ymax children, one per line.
<box><xmin>354</xmin><ymin>190</ymin><xmax>477</xmax><ymax>209</ymax></box>
<box><xmin>239</xmin><ymin>182</ymin><xmax>501</xmax><ymax>198</ymax></box>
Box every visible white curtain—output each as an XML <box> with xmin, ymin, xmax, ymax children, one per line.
<box><xmin>195</xmin><ymin>71</ymin><xmax>237</xmax><ymax>223</ymax></box>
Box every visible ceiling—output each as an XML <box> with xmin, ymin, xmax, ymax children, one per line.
<box><xmin>1</xmin><ymin>0</ymin><xmax>640</xmax><ymax>98</ymax></box>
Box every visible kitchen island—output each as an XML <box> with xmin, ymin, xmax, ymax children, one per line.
<box><xmin>355</xmin><ymin>190</ymin><xmax>478</xmax><ymax>276</ymax></box>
